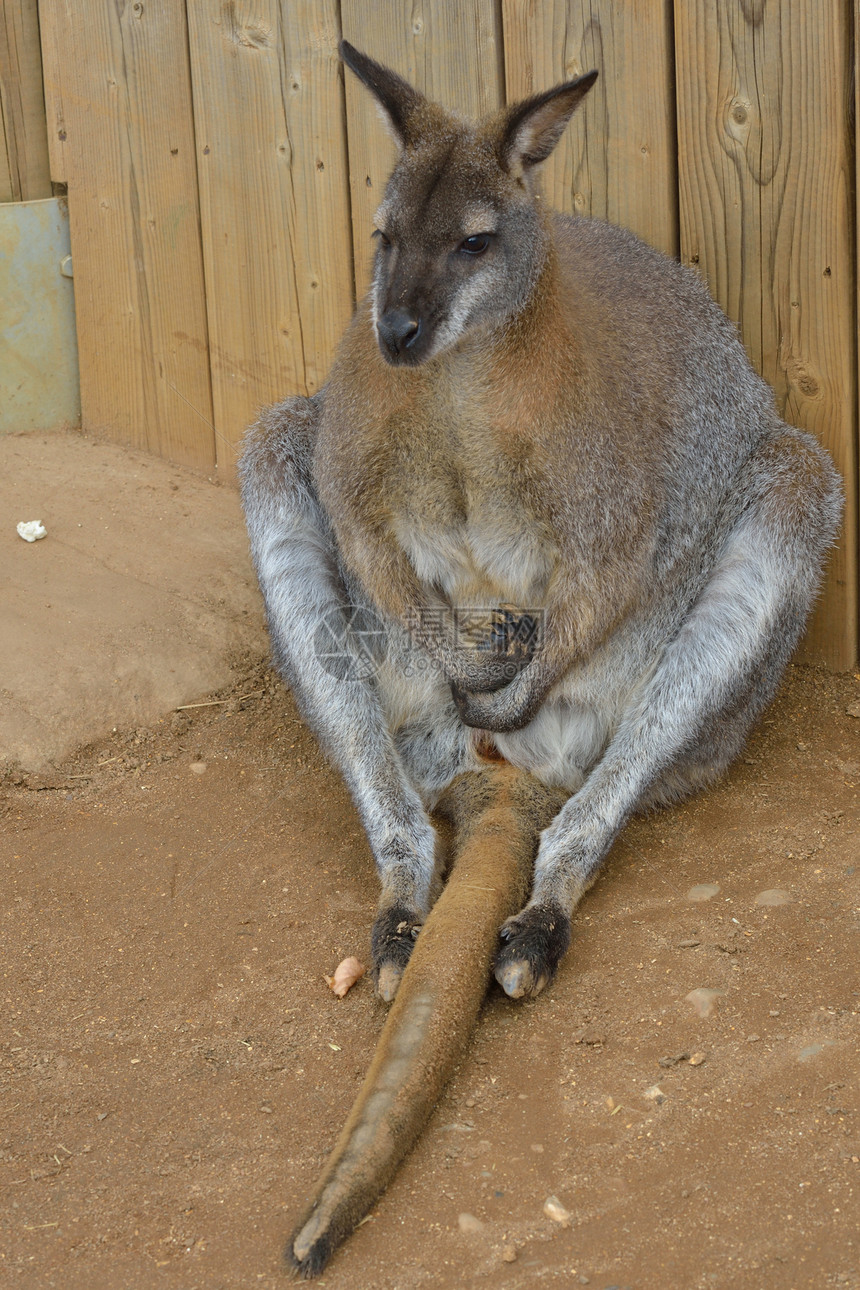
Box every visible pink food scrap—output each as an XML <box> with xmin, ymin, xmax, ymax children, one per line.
<box><xmin>325</xmin><ymin>956</ymin><xmax>367</xmax><ymax>998</ymax></box>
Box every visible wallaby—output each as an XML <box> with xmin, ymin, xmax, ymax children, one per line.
<box><xmin>240</xmin><ymin>42</ymin><xmax>842</xmax><ymax>1274</ymax></box>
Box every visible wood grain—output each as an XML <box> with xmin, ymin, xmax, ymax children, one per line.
<box><xmin>59</xmin><ymin>0</ymin><xmax>214</xmax><ymax>468</ymax></box>
<box><xmin>340</xmin><ymin>0</ymin><xmax>504</xmax><ymax>298</ymax></box>
<box><xmin>0</xmin><ymin>0</ymin><xmax>51</xmax><ymax>202</ymax></box>
<box><xmin>186</xmin><ymin>0</ymin><xmax>354</xmax><ymax>477</ymax></box>
<box><xmin>17</xmin><ymin>7</ymin><xmax>857</xmax><ymax>663</ymax></box>
<box><xmin>37</xmin><ymin>0</ymin><xmax>69</xmax><ymax>185</ymax></box>
<box><xmin>676</xmin><ymin>1</ymin><xmax>858</xmax><ymax>669</ymax></box>
<box><xmin>502</xmin><ymin>0</ymin><xmax>678</xmax><ymax>257</ymax></box>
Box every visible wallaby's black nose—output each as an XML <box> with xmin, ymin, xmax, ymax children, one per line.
<box><xmin>377</xmin><ymin>309</ymin><xmax>421</xmax><ymax>358</ymax></box>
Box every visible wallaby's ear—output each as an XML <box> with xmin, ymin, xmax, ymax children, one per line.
<box><xmin>499</xmin><ymin>71</ymin><xmax>598</xmax><ymax>174</ymax></box>
<box><xmin>340</xmin><ymin>41</ymin><xmax>425</xmax><ymax>149</ymax></box>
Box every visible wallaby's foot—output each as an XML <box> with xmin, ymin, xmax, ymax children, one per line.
<box><xmin>494</xmin><ymin>903</ymin><xmax>571</xmax><ymax>999</ymax></box>
<box><xmin>371</xmin><ymin>904</ymin><xmax>423</xmax><ymax>1001</ymax></box>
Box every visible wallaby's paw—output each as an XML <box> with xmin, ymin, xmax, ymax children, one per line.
<box><xmin>371</xmin><ymin>904</ymin><xmax>423</xmax><ymax>1002</ymax></box>
<box><xmin>452</xmin><ymin>650</ymin><xmax>522</xmax><ymax>695</ymax></box>
<box><xmin>494</xmin><ymin>903</ymin><xmax>571</xmax><ymax>999</ymax></box>
<box><xmin>451</xmin><ymin>681</ymin><xmax>535</xmax><ymax>733</ymax></box>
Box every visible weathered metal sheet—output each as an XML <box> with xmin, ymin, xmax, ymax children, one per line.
<box><xmin>0</xmin><ymin>196</ymin><xmax>80</xmax><ymax>434</ymax></box>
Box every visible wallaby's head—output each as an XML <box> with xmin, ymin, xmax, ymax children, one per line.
<box><xmin>341</xmin><ymin>42</ymin><xmax>597</xmax><ymax>367</ymax></box>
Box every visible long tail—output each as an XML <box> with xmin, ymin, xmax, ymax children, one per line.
<box><xmin>288</xmin><ymin>764</ymin><xmax>564</xmax><ymax>1278</ymax></box>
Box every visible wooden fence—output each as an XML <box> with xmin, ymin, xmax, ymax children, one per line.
<box><xmin>3</xmin><ymin>1</ymin><xmax>858</xmax><ymax>669</ymax></box>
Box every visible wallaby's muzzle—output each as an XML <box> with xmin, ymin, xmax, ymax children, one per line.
<box><xmin>377</xmin><ymin>308</ymin><xmax>422</xmax><ymax>362</ymax></box>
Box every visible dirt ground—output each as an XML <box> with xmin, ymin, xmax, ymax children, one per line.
<box><xmin>1</xmin><ymin>429</ymin><xmax>265</xmax><ymax>772</ymax></box>
<box><xmin>2</xmin><ymin>444</ymin><xmax>859</xmax><ymax>1290</ymax></box>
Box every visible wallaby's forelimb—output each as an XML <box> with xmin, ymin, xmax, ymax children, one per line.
<box><xmin>287</xmin><ymin>765</ymin><xmax>565</xmax><ymax>1278</ymax></box>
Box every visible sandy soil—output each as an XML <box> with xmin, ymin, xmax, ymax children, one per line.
<box><xmin>2</xmin><ymin>651</ymin><xmax>859</xmax><ymax>1290</ymax></box>
<box><xmin>1</xmin><ymin>429</ymin><xmax>265</xmax><ymax>771</ymax></box>
<box><xmin>1</xmin><ymin>426</ymin><xmax>858</xmax><ymax>1290</ymax></box>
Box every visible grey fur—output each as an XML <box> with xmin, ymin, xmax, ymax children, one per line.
<box><xmin>240</xmin><ymin>47</ymin><xmax>843</xmax><ymax>1000</ymax></box>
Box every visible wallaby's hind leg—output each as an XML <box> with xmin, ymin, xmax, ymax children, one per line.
<box><xmin>240</xmin><ymin>398</ymin><xmax>444</xmax><ymax>999</ymax></box>
<box><xmin>495</xmin><ymin>427</ymin><xmax>842</xmax><ymax>999</ymax></box>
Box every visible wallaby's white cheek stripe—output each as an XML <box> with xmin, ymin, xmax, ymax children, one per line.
<box><xmin>429</xmin><ymin>266</ymin><xmax>501</xmax><ymax>355</ymax></box>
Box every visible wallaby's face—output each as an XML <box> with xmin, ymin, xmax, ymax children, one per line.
<box><xmin>370</xmin><ymin>137</ymin><xmax>543</xmax><ymax>367</ymax></box>
<box><xmin>341</xmin><ymin>43</ymin><xmax>597</xmax><ymax>368</ymax></box>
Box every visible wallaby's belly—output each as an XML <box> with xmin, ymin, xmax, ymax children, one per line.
<box><xmin>379</xmin><ymin>464</ymin><xmax>655</xmax><ymax>793</ymax></box>
<box><xmin>375</xmin><ymin>606</ymin><xmax>656</xmax><ymax>799</ymax></box>
<box><xmin>376</xmin><ymin>649</ymin><xmax>624</xmax><ymax>798</ymax></box>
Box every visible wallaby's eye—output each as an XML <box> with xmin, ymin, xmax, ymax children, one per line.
<box><xmin>459</xmin><ymin>233</ymin><xmax>492</xmax><ymax>257</ymax></box>
<box><xmin>373</xmin><ymin>229</ymin><xmax>391</xmax><ymax>248</ymax></box>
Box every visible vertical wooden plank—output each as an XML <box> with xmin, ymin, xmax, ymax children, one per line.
<box><xmin>854</xmin><ymin>0</ymin><xmax>860</xmax><ymax>671</ymax></box>
<box><xmin>0</xmin><ymin>0</ymin><xmax>52</xmax><ymax>202</ymax></box>
<box><xmin>340</xmin><ymin>0</ymin><xmax>504</xmax><ymax>298</ymax></box>
<box><xmin>37</xmin><ymin>0</ymin><xmax>68</xmax><ymax>185</ymax></box>
<box><xmin>59</xmin><ymin>1</ymin><xmax>214</xmax><ymax>470</ymax></box>
<box><xmin>676</xmin><ymin>2</ymin><xmax>858</xmax><ymax>670</ymax></box>
<box><xmin>186</xmin><ymin>1</ymin><xmax>353</xmax><ymax>477</ymax></box>
<box><xmin>501</xmin><ymin>0</ymin><xmax>678</xmax><ymax>258</ymax></box>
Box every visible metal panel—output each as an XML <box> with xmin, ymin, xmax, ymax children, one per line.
<box><xmin>0</xmin><ymin>196</ymin><xmax>80</xmax><ymax>433</ymax></box>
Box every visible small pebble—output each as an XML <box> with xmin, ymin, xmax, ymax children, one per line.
<box><xmin>686</xmin><ymin>883</ymin><xmax>720</xmax><ymax>902</ymax></box>
<box><xmin>689</xmin><ymin>1052</ymin><xmax>706</xmax><ymax>1066</ymax></box>
<box><xmin>746</xmin><ymin>1034</ymin><xmax>760</xmax><ymax>1043</ymax></box>
<box><xmin>575</xmin><ymin>1026</ymin><xmax>606</xmax><ymax>1045</ymax></box>
<box><xmin>686</xmin><ymin>987</ymin><xmax>723</xmax><ymax>1018</ymax></box>
<box><xmin>677</xmin><ymin>938</ymin><xmax>701</xmax><ymax>948</ymax></box>
<box><xmin>846</xmin><ymin>701</ymin><xmax>860</xmax><ymax>718</ymax></box>
<box><xmin>501</xmin><ymin>1246</ymin><xmax>517</xmax><ymax>1263</ymax></box>
<box><xmin>798</xmin><ymin>1041</ymin><xmax>835</xmax><ymax>1063</ymax></box>
<box><xmin>189</xmin><ymin>761</ymin><xmax>207</xmax><ymax>774</ymax></box>
<box><xmin>543</xmin><ymin>1195</ymin><xmax>571</xmax><ymax>1225</ymax></box>
<box><xmin>658</xmin><ymin>1052</ymin><xmax>690</xmax><ymax>1068</ymax></box>
<box><xmin>755</xmin><ymin>888</ymin><xmax>792</xmax><ymax>906</ymax></box>
<box><xmin>643</xmin><ymin>1084</ymin><xmax>666</xmax><ymax>1104</ymax></box>
<box><xmin>458</xmin><ymin>1212</ymin><xmax>484</xmax><ymax>1234</ymax></box>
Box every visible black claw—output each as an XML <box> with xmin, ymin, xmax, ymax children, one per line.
<box><xmin>490</xmin><ymin>609</ymin><xmax>540</xmax><ymax>665</ymax></box>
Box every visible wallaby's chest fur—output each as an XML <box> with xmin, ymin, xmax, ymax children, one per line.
<box><xmin>315</xmin><ymin>302</ymin><xmax>558</xmax><ymax>608</ymax></box>
<box><xmin>313</xmin><ymin>212</ymin><xmax>757</xmax><ymax>626</ymax></box>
